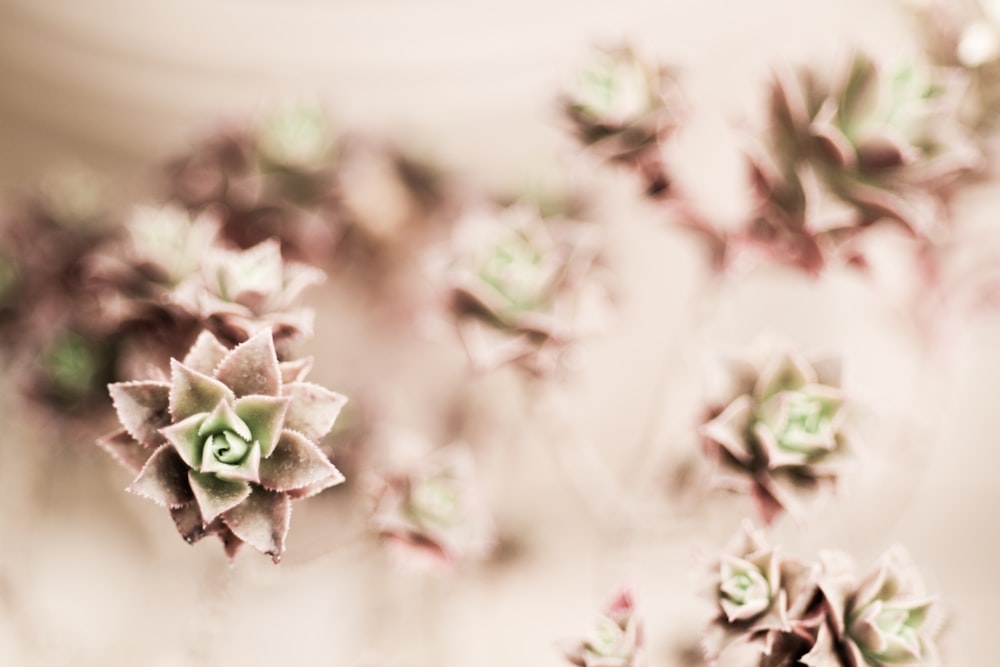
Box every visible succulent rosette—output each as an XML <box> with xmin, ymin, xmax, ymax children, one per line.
<box><xmin>701</xmin><ymin>343</ymin><xmax>850</xmax><ymax>524</ymax></box>
<box><xmin>563</xmin><ymin>588</ymin><xmax>646</xmax><ymax>667</ymax></box>
<box><xmin>801</xmin><ymin>549</ymin><xmax>942</xmax><ymax>667</ymax></box>
<box><xmin>369</xmin><ymin>442</ymin><xmax>495</xmax><ymax>572</ymax></box>
<box><xmin>444</xmin><ymin>204</ymin><xmax>612</xmax><ymax>376</ymax></box>
<box><xmin>563</xmin><ymin>45</ymin><xmax>683</xmax><ymax>197</ymax></box>
<box><xmin>703</xmin><ymin>522</ymin><xmax>820</xmax><ymax>663</ymax></box>
<box><xmin>165</xmin><ymin>102</ymin><xmax>340</xmax><ymax>266</ymax></box>
<box><xmin>98</xmin><ymin>328</ymin><xmax>347</xmax><ymax>561</ymax></box>
<box><xmin>743</xmin><ymin>50</ymin><xmax>981</xmax><ymax>273</ymax></box>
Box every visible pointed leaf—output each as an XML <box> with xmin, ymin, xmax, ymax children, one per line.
<box><xmin>278</xmin><ymin>357</ymin><xmax>313</xmax><ymax>384</ymax></box>
<box><xmin>108</xmin><ymin>381</ymin><xmax>172</xmax><ymax>448</ymax></box>
<box><xmin>259</xmin><ymin>430</ymin><xmax>343</xmax><ymax>493</ymax></box>
<box><xmin>283</xmin><ymin>382</ymin><xmax>348</xmax><ymax>442</ymax></box>
<box><xmin>222</xmin><ymin>487</ymin><xmax>291</xmax><ymax>563</ymax></box>
<box><xmin>188</xmin><ymin>471</ymin><xmax>251</xmax><ymax>523</ymax></box>
<box><xmin>198</xmin><ymin>400</ymin><xmax>252</xmax><ymax>440</ymax></box>
<box><xmin>234</xmin><ymin>394</ymin><xmax>290</xmax><ymax>457</ymax></box>
<box><xmin>214</xmin><ymin>329</ymin><xmax>281</xmax><ymax>397</ymax></box>
<box><xmin>181</xmin><ymin>330</ymin><xmax>230</xmax><ymax>375</ymax></box>
<box><xmin>129</xmin><ymin>445</ymin><xmax>194</xmax><ymax>508</ymax></box>
<box><xmin>170</xmin><ymin>502</ymin><xmax>209</xmax><ymax>544</ymax></box>
<box><xmin>97</xmin><ymin>429</ymin><xmax>155</xmax><ymax>474</ymax></box>
<box><xmin>169</xmin><ymin>360</ymin><xmax>234</xmax><ymax>421</ymax></box>
<box><xmin>161</xmin><ymin>412</ymin><xmax>209</xmax><ymax>469</ymax></box>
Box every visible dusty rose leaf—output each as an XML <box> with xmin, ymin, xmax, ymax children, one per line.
<box><xmin>97</xmin><ymin>429</ymin><xmax>155</xmax><ymax>474</ymax></box>
<box><xmin>222</xmin><ymin>487</ymin><xmax>291</xmax><ymax>563</ymax></box>
<box><xmin>108</xmin><ymin>381</ymin><xmax>172</xmax><ymax>448</ymax></box>
<box><xmin>278</xmin><ymin>357</ymin><xmax>313</xmax><ymax>384</ymax></box>
<box><xmin>181</xmin><ymin>330</ymin><xmax>230</xmax><ymax>375</ymax></box>
<box><xmin>214</xmin><ymin>329</ymin><xmax>281</xmax><ymax>397</ymax></box>
<box><xmin>233</xmin><ymin>395</ymin><xmax>290</xmax><ymax>458</ymax></box>
<box><xmin>283</xmin><ymin>382</ymin><xmax>348</xmax><ymax>442</ymax></box>
<box><xmin>188</xmin><ymin>471</ymin><xmax>251</xmax><ymax>523</ymax></box>
<box><xmin>129</xmin><ymin>445</ymin><xmax>194</xmax><ymax>508</ymax></box>
<box><xmin>258</xmin><ymin>430</ymin><xmax>343</xmax><ymax>493</ymax></box>
<box><xmin>169</xmin><ymin>360</ymin><xmax>234</xmax><ymax>421</ymax></box>
<box><xmin>170</xmin><ymin>503</ymin><xmax>208</xmax><ymax>544</ymax></box>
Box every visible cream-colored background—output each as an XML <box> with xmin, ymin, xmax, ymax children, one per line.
<box><xmin>0</xmin><ymin>1</ymin><xmax>996</xmax><ymax>666</ymax></box>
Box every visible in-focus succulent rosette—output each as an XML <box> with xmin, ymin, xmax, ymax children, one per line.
<box><xmin>800</xmin><ymin>548</ymin><xmax>943</xmax><ymax>667</ymax></box>
<box><xmin>441</xmin><ymin>204</ymin><xmax>613</xmax><ymax>376</ymax></box>
<box><xmin>563</xmin><ymin>45</ymin><xmax>685</xmax><ymax>198</ymax></box>
<box><xmin>369</xmin><ymin>441</ymin><xmax>495</xmax><ymax>572</ymax></box>
<box><xmin>562</xmin><ymin>588</ymin><xmax>646</xmax><ymax>667</ymax></box>
<box><xmin>701</xmin><ymin>342</ymin><xmax>851</xmax><ymax>524</ymax></box>
<box><xmin>741</xmin><ymin>50</ymin><xmax>981</xmax><ymax>274</ymax></box>
<box><xmin>98</xmin><ymin>328</ymin><xmax>347</xmax><ymax>562</ymax></box>
<box><xmin>702</xmin><ymin>522</ymin><xmax>820</xmax><ymax>662</ymax></box>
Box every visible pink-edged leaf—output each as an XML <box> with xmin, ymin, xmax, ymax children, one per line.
<box><xmin>259</xmin><ymin>430</ymin><xmax>344</xmax><ymax>493</ymax></box>
<box><xmin>222</xmin><ymin>487</ymin><xmax>291</xmax><ymax>563</ymax></box>
<box><xmin>188</xmin><ymin>471</ymin><xmax>251</xmax><ymax>523</ymax></box>
<box><xmin>161</xmin><ymin>412</ymin><xmax>208</xmax><ymax>469</ymax></box>
<box><xmin>108</xmin><ymin>381</ymin><xmax>171</xmax><ymax>448</ymax></box>
<box><xmin>97</xmin><ymin>429</ymin><xmax>155</xmax><ymax>474</ymax></box>
<box><xmin>170</xmin><ymin>502</ymin><xmax>209</xmax><ymax>544</ymax></box>
<box><xmin>214</xmin><ymin>329</ymin><xmax>281</xmax><ymax>397</ymax></box>
<box><xmin>278</xmin><ymin>357</ymin><xmax>313</xmax><ymax>384</ymax></box>
<box><xmin>283</xmin><ymin>382</ymin><xmax>348</xmax><ymax>442</ymax></box>
<box><xmin>285</xmin><ymin>474</ymin><xmax>345</xmax><ymax>500</ymax></box>
<box><xmin>128</xmin><ymin>445</ymin><xmax>194</xmax><ymax>508</ymax></box>
<box><xmin>169</xmin><ymin>360</ymin><xmax>234</xmax><ymax>421</ymax></box>
<box><xmin>181</xmin><ymin>330</ymin><xmax>230</xmax><ymax>376</ymax></box>
<box><xmin>234</xmin><ymin>394</ymin><xmax>290</xmax><ymax>458</ymax></box>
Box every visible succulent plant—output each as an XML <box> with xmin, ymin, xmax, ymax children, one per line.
<box><xmin>98</xmin><ymin>328</ymin><xmax>347</xmax><ymax>562</ymax></box>
<box><xmin>801</xmin><ymin>549</ymin><xmax>942</xmax><ymax>667</ymax></box>
<box><xmin>563</xmin><ymin>45</ymin><xmax>684</xmax><ymax>197</ymax></box>
<box><xmin>703</xmin><ymin>522</ymin><xmax>820</xmax><ymax>663</ymax></box>
<box><xmin>443</xmin><ymin>204</ymin><xmax>612</xmax><ymax>376</ymax></box>
<box><xmin>369</xmin><ymin>442</ymin><xmax>495</xmax><ymax>572</ymax></box>
<box><xmin>701</xmin><ymin>343</ymin><xmax>850</xmax><ymax>524</ymax></box>
<box><xmin>563</xmin><ymin>588</ymin><xmax>646</xmax><ymax>667</ymax></box>
<box><xmin>743</xmin><ymin>50</ymin><xmax>981</xmax><ymax>273</ymax></box>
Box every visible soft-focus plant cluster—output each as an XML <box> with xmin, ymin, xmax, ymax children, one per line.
<box><xmin>1</xmin><ymin>9</ymin><xmax>990</xmax><ymax>663</ymax></box>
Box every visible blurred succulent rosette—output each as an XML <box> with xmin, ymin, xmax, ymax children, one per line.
<box><xmin>98</xmin><ymin>329</ymin><xmax>347</xmax><ymax>562</ymax></box>
<box><xmin>562</xmin><ymin>587</ymin><xmax>646</xmax><ymax>667</ymax></box>
<box><xmin>440</xmin><ymin>203</ymin><xmax>613</xmax><ymax>377</ymax></box>
<box><xmin>741</xmin><ymin>49</ymin><xmax>981</xmax><ymax>274</ymax></box>
<box><xmin>701</xmin><ymin>341</ymin><xmax>851</xmax><ymax>524</ymax></box>
<box><xmin>563</xmin><ymin>45</ymin><xmax>685</xmax><ymax>198</ymax></box>
<box><xmin>165</xmin><ymin>101</ymin><xmax>341</xmax><ymax>266</ymax></box>
<box><xmin>702</xmin><ymin>522</ymin><xmax>820</xmax><ymax>663</ymax></box>
<box><xmin>797</xmin><ymin>548</ymin><xmax>943</xmax><ymax>667</ymax></box>
<box><xmin>369</xmin><ymin>436</ymin><xmax>495</xmax><ymax>572</ymax></box>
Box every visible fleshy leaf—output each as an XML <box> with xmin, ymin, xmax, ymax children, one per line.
<box><xmin>234</xmin><ymin>394</ymin><xmax>290</xmax><ymax>458</ymax></box>
<box><xmin>129</xmin><ymin>445</ymin><xmax>194</xmax><ymax>508</ymax></box>
<box><xmin>188</xmin><ymin>471</ymin><xmax>252</xmax><ymax>523</ymax></box>
<box><xmin>170</xmin><ymin>503</ymin><xmax>209</xmax><ymax>544</ymax></box>
<box><xmin>161</xmin><ymin>412</ymin><xmax>208</xmax><ymax>469</ymax></box>
<box><xmin>181</xmin><ymin>330</ymin><xmax>230</xmax><ymax>375</ymax></box>
<box><xmin>282</xmin><ymin>382</ymin><xmax>348</xmax><ymax>442</ymax></box>
<box><xmin>200</xmin><ymin>438</ymin><xmax>262</xmax><ymax>483</ymax></box>
<box><xmin>214</xmin><ymin>329</ymin><xmax>281</xmax><ymax>398</ymax></box>
<box><xmin>259</xmin><ymin>430</ymin><xmax>343</xmax><ymax>493</ymax></box>
<box><xmin>278</xmin><ymin>357</ymin><xmax>313</xmax><ymax>384</ymax></box>
<box><xmin>108</xmin><ymin>381</ymin><xmax>172</xmax><ymax>448</ymax></box>
<box><xmin>169</xmin><ymin>360</ymin><xmax>234</xmax><ymax>421</ymax></box>
<box><xmin>222</xmin><ymin>487</ymin><xmax>291</xmax><ymax>563</ymax></box>
<box><xmin>198</xmin><ymin>400</ymin><xmax>252</xmax><ymax>440</ymax></box>
<box><xmin>97</xmin><ymin>429</ymin><xmax>155</xmax><ymax>474</ymax></box>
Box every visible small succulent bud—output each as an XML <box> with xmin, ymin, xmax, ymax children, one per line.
<box><xmin>98</xmin><ymin>328</ymin><xmax>347</xmax><ymax>562</ymax></box>
<box><xmin>442</xmin><ymin>204</ymin><xmax>612</xmax><ymax>376</ymax></box>
<box><xmin>369</xmin><ymin>440</ymin><xmax>495</xmax><ymax>572</ymax></box>
<box><xmin>701</xmin><ymin>342</ymin><xmax>850</xmax><ymax>524</ymax></box>
<box><xmin>256</xmin><ymin>101</ymin><xmax>335</xmax><ymax>172</ymax></box>
<box><xmin>562</xmin><ymin>588</ymin><xmax>646</xmax><ymax>667</ymax></box>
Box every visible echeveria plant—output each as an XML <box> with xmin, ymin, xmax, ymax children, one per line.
<box><xmin>98</xmin><ymin>328</ymin><xmax>346</xmax><ymax>562</ymax></box>
<box><xmin>702</xmin><ymin>522</ymin><xmax>819</xmax><ymax>662</ymax></box>
<box><xmin>563</xmin><ymin>588</ymin><xmax>646</xmax><ymax>667</ymax></box>
<box><xmin>742</xmin><ymin>50</ymin><xmax>980</xmax><ymax>273</ymax></box>
<box><xmin>443</xmin><ymin>204</ymin><xmax>612</xmax><ymax>376</ymax></box>
<box><xmin>701</xmin><ymin>343</ymin><xmax>850</xmax><ymax>524</ymax></box>
<box><xmin>802</xmin><ymin>549</ymin><xmax>942</xmax><ymax>667</ymax></box>
<box><xmin>563</xmin><ymin>45</ymin><xmax>684</xmax><ymax>198</ymax></box>
<box><xmin>369</xmin><ymin>442</ymin><xmax>495</xmax><ymax>572</ymax></box>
